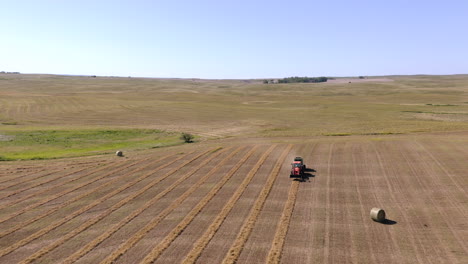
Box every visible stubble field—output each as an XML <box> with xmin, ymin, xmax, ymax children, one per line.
<box><xmin>0</xmin><ymin>135</ymin><xmax>467</xmax><ymax>263</ymax></box>
<box><xmin>0</xmin><ymin>74</ymin><xmax>467</xmax><ymax>263</ymax></box>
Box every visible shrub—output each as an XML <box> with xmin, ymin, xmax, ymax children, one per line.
<box><xmin>180</xmin><ymin>133</ymin><xmax>194</xmax><ymax>143</ymax></box>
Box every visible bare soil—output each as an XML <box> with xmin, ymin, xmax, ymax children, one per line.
<box><xmin>0</xmin><ymin>134</ymin><xmax>466</xmax><ymax>263</ymax></box>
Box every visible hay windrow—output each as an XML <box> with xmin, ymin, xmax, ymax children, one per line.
<box><xmin>20</xmin><ymin>149</ymin><xmax>211</xmax><ymax>264</ymax></box>
<box><xmin>0</xmin><ymin>162</ymin><xmax>113</xmax><ymax>211</ymax></box>
<box><xmin>266</xmin><ymin>180</ymin><xmax>300</xmax><ymax>263</ymax></box>
<box><xmin>0</xmin><ymin>168</ymin><xmax>62</xmax><ymax>192</ymax></box>
<box><xmin>62</xmin><ymin>147</ymin><xmax>228</xmax><ymax>264</ymax></box>
<box><xmin>0</xmin><ymin>169</ymin><xmax>63</xmax><ymax>198</ymax></box>
<box><xmin>99</xmin><ymin>146</ymin><xmax>247</xmax><ymax>264</ymax></box>
<box><xmin>182</xmin><ymin>145</ymin><xmax>277</xmax><ymax>264</ymax></box>
<box><xmin>140</xmin><ymin>146</ymin><xmax>259</xmax><ymax>264</ymax></box>
<box><xmin>0</xmin><ymin>160</ymin><xmax>115</xmax><ymax>211</ymax></box>
<box><xmin>0</xmin><ymin>156</ymin><xmax>155</xmax><ymax>237</ymax></box>
<box><xmin>0</xmin><ymin>168</ymin><xmax>46</xmax><ymax>184</ymax></box>
<box><xmin>221</xmin><ymin>144</ymin><xmax>292</xmax><ymax>264</ymax></box>
<box><xmin>0</xmin><ymin>152</ymin><xmax>190</xmax><ymax>258</ymax></box>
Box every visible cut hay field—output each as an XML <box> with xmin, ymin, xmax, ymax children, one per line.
<box><xmin>0</xmin><ymin>73</ymin><xmax>467</xmax><ymax>263</ymax></box>
<box><xmin>0</xmin><ymin>135</ymin><xmax>466</xmax><ymax>263</ymax></box>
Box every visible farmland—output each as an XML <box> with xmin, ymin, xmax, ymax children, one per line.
<box><xmin>0</xmin><ymin>74</ymin><xmax>467</xmax><ymax>263</ymax></box>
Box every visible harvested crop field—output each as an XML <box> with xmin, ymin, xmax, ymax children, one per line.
<box><xmin>0</xmin><ymin>134</ymin><xmax>466</xmax><ymax>263</ymax></box>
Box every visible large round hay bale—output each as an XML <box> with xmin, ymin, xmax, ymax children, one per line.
<box><xmin>370</xmin><ymin>208</ymin><xmax>385</xmax><ymax>222</ymax></box>
<box><xmin>116</xmin><ymin>150</ymin><xmax>123</xmax><ymax>157</ymax></box>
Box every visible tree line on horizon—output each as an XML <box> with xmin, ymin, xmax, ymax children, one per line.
<box><xmin>263</xmin><ymin>76</ymin><xmax>328</xmax><ymax>84</ymax></box>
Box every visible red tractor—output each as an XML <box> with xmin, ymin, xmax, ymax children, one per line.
<box><xmin>290</xmin><ymin>157</ymin><xmax>306</xmax><ymax>180</ymax></box>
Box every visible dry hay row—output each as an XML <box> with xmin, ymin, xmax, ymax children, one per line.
<box><xmin>0</xmin><ymin>168</ymin><xmax>65</xmax><ymax>196</ymax></box>
<box><xmin>0</xmin><ymin>163</ymin><xmax>104</xmax><ymax>211</ymax></box>
<box><xmin>0</xmin><ymin>155</ymin><xmax>153</xmax><ymax>227</ymax></box>
<box><xmin>181</xmin><ymin>145</ymin><xmax>277</xmax><ymax>264</ymax></box>
<box><xmin>19</xmin><ymin>149</ymin><xmax>214</xmax><ymax>264</ymax></box>
<box><xmin>140</xmin><ymin>146</ymin><xmax>260</xmax><ymax>264</ymax></box>
<box><xmin>0</xmin><ymin>162</ymin><xmax>113</xmax><ymax>211</ymax></box>
<box><xmin>266</xmin><ymin>143</ymin><xmax>312</xmax><ymax>264</ymax></box>
<box><xmin>0</xmin><ymin>168</ymin><xmax>47</xmax><ymax>184</ymax></box>
<box><xmin>99</xmin><ymin>146</ymin><xmax>249</xmax><ymax>264</ymax></box>
<box><xmin>0</xmin><ymin>155</ymin><xmax>161</xmax><ymax>238</ymax></box>
<box><xmin>62</xmin><ymin>147</ymin><xmax>230</xmax><ymax>264</ymax></box>
<box><xmin>268</xmin><ymin>142</ymin><xmax>314</xmax><ymax>256</ymax></box>
<box><xmin>0</xmin><ymin>152</ymin><xmax>191</xmax><ymax>258</ymax></box>
<box><xmin>398</xmin><ymin>143</ymin><xmax>467</xmax><ymax>256</ymax></box>
<box><xmin>221</xmin><ymin>144</ymin><xmax>293</xmax><ymax>264</ymax></box>
<box><xmin>0</xmin><ymin>160</ymin><xmax>104</xmax><ymax>198</ymax></box>
<box><xmin>266</xmin><ymin>180</ymin><xmax>300</xmax><ymax>264</ymax></box>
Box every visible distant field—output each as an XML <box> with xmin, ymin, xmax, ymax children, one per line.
<box><xmin>1</xmin><ymin>74</ymin><xmax>467</xmax><ymax>141</ymax></box>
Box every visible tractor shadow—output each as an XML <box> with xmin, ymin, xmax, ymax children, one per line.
<box><xmin>294</xmin><ymin>170</ymin><xmax>316</xmax><ymax>182</ymax></box>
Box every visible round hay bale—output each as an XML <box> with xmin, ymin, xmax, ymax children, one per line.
<box><xmin>370</xmin><ymin>208</ymin><xmax>386</xmax><ymax>222</ymax></box>
<box><xmin>116</xmin><ymin>150</ymin><xmax>123</xmax><ymax>157</ymax></box>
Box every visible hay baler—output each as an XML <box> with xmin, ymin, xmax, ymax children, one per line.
<box><xmin>290</xmin><ymin>157</ymin><xmax>306</xmax><ymax>180</ymax></box>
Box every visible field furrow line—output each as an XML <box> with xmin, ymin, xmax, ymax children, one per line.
<box><xmin>411</xmin><ymin>143</ymin><xmax>468</xmax><ymax>220</ymax></box>
<box><xmin>0</xmin><ymin>168</ymin><xmax>47</xmax><ymax>185</ymax></box>
<box><xmin>0</xmin><ymin>168</ymin><xmax>65</xmax><ymax>195</ymax></box>
<box><xmin>221</xmin><ymin>144</ymin><xmax>292</xmax><ymax>264</ymax></box>
<box><xmin>182</xmin><ymin>145</ymin><xmax>277</xmax><ymax>264</ymax></box>
<box><xmin>322</xmin><ymin>143</ymin><xmax>333</xmax><ymax>264</ymax></box>
<box><xmin>0</xmin><ymin>152</ymin><xmax>189</xmax><ymax>258</ymax></box>
<box><xmin>62</xmin><ymin>147</ymin><xmax>230</xmax><ymax>264</ymax></box>
<box><xmin>350</xmin><ymin>146</ymin><xmax>378</xmax><ymax>264</ymax></box>
<box><xmin>340</xmin><ymin>143</ymin><xmax>358</xmax><ymax>264</ymax></box>
<box><xmin>265</xmin><ymin>179</ymin><xmax>299</xmax><ymax>264</ymax></box>
<box><xmin>400</xmin><ymin>143</ymin><xmax>466</xmax><ymax>257</ymax></box>
<box><xmin>0</xmin><ymin>157</ymin><xmax>149</xmax><ymax>226</ymax></box>
<box><xmin>99</xmin><ymin>146</ymin><xmax>247</xmax><ymax>264</ymax></box>
<box><xmin>389</xmin><ymin>141</ymin><xmax>456</xmax><ymax>263</ymax></box>
<box><xmin>19</xmin><ymin>149</ymin><xmax>213</xmax><ymax>264</ymax></box>
<box><xmin>372</xmin><ymin>144</ymin><xmax>424</xmax><ymax>263</ymax></box>
<box><xmin>413</xmin><ymin>141</ymin><xmax>467</xmax><ymax>197</ymax></box>
<box><xmin>140</xmin><ymin>146</ymin><xmax>260</xmax><ymax>264</ymax></box>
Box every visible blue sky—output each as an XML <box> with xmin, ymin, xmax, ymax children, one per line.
<box><xmin>1</xmin><ymin>0</ymin><xmax>467</xmax><ymax>79</ymax></box>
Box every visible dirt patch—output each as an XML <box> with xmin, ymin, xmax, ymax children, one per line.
<box><xmin>327</xmin><ymin>78</ymin><xmax>394</xmax><ymax>83</ymax></box>
<box><xmin>412</xmin><ymin>113</ymin><xmax>468</xmax><ymax>122</ymax></box>
<box><xmin>242</xmin><ymin>101</ymin><xmax>275</xmax><ymax>105</ymax></box>
<box><xmin>0</xmin><ymin>134</ymin><xmax>14</xmax><ymax>141</ymax></box>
